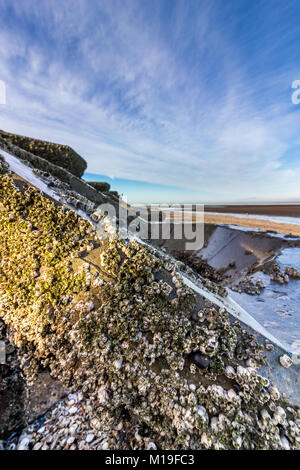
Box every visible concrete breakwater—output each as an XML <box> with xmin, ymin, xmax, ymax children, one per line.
<box><xmin>0</xmin><ymin>130</ymin><xmax>87</xmax><ymax>178</ymax></box>
<box><xmin>155</xmin><ymin>223</ymin><xmax>300</xmax><ymax>356</ymax></box>
<box><xmin>0</xmin><ymin>142</ymin><xmax>299</xmax><ymax>450</ymax></box>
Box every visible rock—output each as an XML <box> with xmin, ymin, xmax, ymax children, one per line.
<box><xmin>279</xmin><ymin>354</ymin><xmax>293</xmax><ymax>368</ymax></box>
<box><xmin>233</xmin><ymin>383</ymin><xmax>242</xmax><ymax>393</ymax></box>
<box><xmin>98</xmin><ymin>386</ymin><xmax>109</xmax><ymax>404</ymax></box>
<box><xmin>69</xmin><ymin>424</ymin><xmax>78</xmax><ymax>435</ymax></box>
<box><xmin>280</xmin><ymin>435</ymin><xmax>290</xmax><ymax>450</ymax></box>
<box><xmin>33</xmin><ymin>442</ymin><xmax>42</xmax><ymax>451</ymax></box>
<box><xmin>245</xmin><ymin>358</ymin><xmax>256</xmax><ymax>368</ymax></box>
<box><xmin>193</xmin><ymin>352</ymin><xmax>210</xmax><ymax>369</ymax></box>
<box><xmin>17</xmin><ymin>435</ymin><xmax>31</xmax><ymax>450</ymax></box>
<box><xmin>210</xmin><ymin>417</ymin><xmax>219</xmax><ymax>431</ymax></box>
<box><xmin>285</xmin><ymin>267</ymin><xmax>300</xmax><ymax>279</ymax></box>
<box><xmin>196</xmin><ymin>406</ymin><xmax>208</xmax><ymax>423</ymax></box>
<box><xmin>113</xmin><ymin>358</ymin><xmax>123</xmax><ymax>370</ymax></box>
<box><xmin>86</xmin><ymin>433</ymin><xmax>94</xmax><ymax>443</ymax></box>
<box><xmin>67</xmin><ymin>436</ymin><xmax>75</xmax><ymax>445</ymax></box>
<box><xmin>269</xmin><ymin>386</ymin><xmax>280</xmax><ymax>401</ymax></box>
<box><xmin>200</xmin><ymin>432</ymin><xmax>211</xmax><ymax>448</ymax></box>
<box><xmin>273</xmin><ymin>406</ymin><xmax>286</xmax><ymax>425</ymax></box>
<box><xmin>147</xmin><ymin>442</ymin><xmax>157</xmax><ymax>450</ymax></box>
<box><xmin>227</xmin><ymin>388</ymin><xmax>237</xmax><ymax>400</ymax></box>
<box><xmin>260</xmin><ymin>409</ymin><xmax>271</xmax><ymax>421</ymax></box>
<box><xmin>69</xmin><ymin>406</ymin><xmax>78</xmax><ymax>415</ymax></box>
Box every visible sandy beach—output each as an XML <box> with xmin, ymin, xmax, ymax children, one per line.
<box><xmin>203</xmin><ymin>213</ymin><xmax>300</xmax><ymax>237</ymax></box>
<box><xmin>154</xmin><ymin>205</ymin><xmax>300</xmax><ymax>238</ymax></box>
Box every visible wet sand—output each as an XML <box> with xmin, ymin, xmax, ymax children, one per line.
<box><xmin>205</xmin><ymin>204</ymin><xmax>300</xmax><ymax>218</ymax></box>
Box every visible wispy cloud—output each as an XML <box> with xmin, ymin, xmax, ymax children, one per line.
<box><xmin>0</xmin><ymin>0</ymin><xmax>300</xmax><ymax>202</ymax></box>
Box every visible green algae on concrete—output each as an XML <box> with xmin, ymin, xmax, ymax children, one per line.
<box><xmin>0</xmin><ymin>162</ymin><xmax>299</xmax><ymax>449</ymax></box>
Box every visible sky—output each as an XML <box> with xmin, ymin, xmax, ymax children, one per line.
<box><xmin>0</xmin><ymin>0</ymin><xmax>300</xmax><ymax>204</ymax></box>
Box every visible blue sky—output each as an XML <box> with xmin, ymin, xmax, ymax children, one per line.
<box><xmin>0</xmin><ymin>0</ymin><xmax>300</xmax><ymax>203</ymax></box>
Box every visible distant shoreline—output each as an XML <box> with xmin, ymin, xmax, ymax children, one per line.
<box><xmin>205</xmin><ymin>204</ymin><xmax>300</xmax><ymax>218</ymax></box>
<box><xmin>151</xmin><ymin>204</ymin><xmax>300</xmax><ymax>237</ymax></box>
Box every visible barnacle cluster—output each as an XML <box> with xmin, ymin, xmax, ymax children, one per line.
<box><xmin>0</xmin><ymin>168</ymin><xmax>299</xmax><ymax>450</ymax></box>
<box><xmin>0</xmin><ymin>174</ymin><xmax>91</xmax><ymax>351</ymax></box>
<box><xmin>32</xmin><ymin>168</ymin><xmax>99</xmax><ymax>216</ymax></box>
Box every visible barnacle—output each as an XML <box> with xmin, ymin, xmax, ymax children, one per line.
<box><xmin>0</xmin><ymin>166</ymin><xmax>299</xmax><ymax>450</ymax></box>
